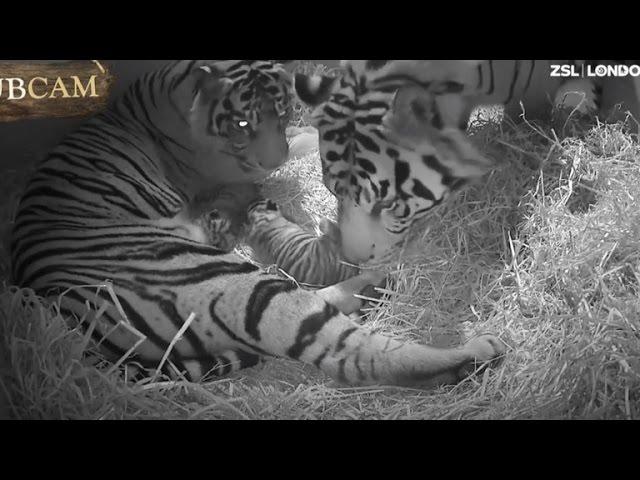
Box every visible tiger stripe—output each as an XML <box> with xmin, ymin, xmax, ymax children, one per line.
<box><xmin>10</xmin><ymin>60</ymin><xmax>505</xmax><ymax>387</ymax></box>
<box><xmin>293</xmin><ymin>60</ymin><xmax>606</xmax><ymax>264</ymax></box>
<box><xmin>245</xmin><ymin>200</ymin><xmax>360</xmax><ymax>287</ymax></box>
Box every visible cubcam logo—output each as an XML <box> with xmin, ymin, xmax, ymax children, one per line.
<box><xmin>0</xmin><ymin>76</ymin><xmax>99</xmax><ymax>100</ymax></box>
<box><xmin>0</xmin><ymin>60</ymin><xmax>113</xmax><ymax>122</ymax></box>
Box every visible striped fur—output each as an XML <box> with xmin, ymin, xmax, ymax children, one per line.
<box><xmin>455</xmin><ymin>60</ymin><xmax>599</xmax><ymax>125</ymax></box>
<box><xmin>293</xmin><ymin>60</ymin><xmax>607</xmax><ymax>264</ymax></box>
<box><xmin>246</xmin><ymin>199</ymin><xmax>359</xmax><ymax>287</ymax></box>
<box><xmin>293</xmin><ymin>60</ymin><xmax>494</xmax><ymax>264</ymax></box>
<box><xmin>345</xmin><ymin>60</ymin><xmax>600</xmax><ymax>125</ymax></box>
<box><xmin>9</xmin><ymin>60</ymin><xmax>505</xmax><ymax>387</ymax></box>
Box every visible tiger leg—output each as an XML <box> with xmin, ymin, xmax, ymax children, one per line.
<box><xmin>72</xmin><ymin>255</ymin><xmax>502</xmax><ymax>387</ymax></box>
<box><xmin>217</xmin><ymin>279</ymin><xmax>505</xmax><ymax>387</ymax></box>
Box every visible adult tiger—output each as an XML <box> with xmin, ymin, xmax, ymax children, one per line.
<box><xmin>292</xmin><ymin>60</ymin><xmax>618</xmax><ymax>264</ymax></box>
<box><xmin>10</xmin><ymin>60</ymin><xmax>505</xmax><ymax>387</ymax></box>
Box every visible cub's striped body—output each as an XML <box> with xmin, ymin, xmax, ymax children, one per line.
<box><xmin>193</xmin><ymin>192</ymin><xmax>359</xmax><ymax>287</ymax></box>
<box><xmin>10</xmin><ymin>60</ymin><xmax>505</xmax><ymax>387</ymax></box>
<box><xmin>246</xmin><ymin>200</ymin><xmax>359</xmax><ymax>287</ymax></box>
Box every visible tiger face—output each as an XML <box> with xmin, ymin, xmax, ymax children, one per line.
<box><xmin>189</xmin><ymin>60</ymin><xmax>293</xmax><ymax>184</ymax></box>
<box><xmin>294</xmin><ymin>60</ymin><xmax>493</xmax><ymax>264</ymax></box>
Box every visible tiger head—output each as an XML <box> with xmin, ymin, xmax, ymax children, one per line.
<box><xmin>294</xmin><ymin>60</ymin><xmax>494</xmax><ymax>264</ymax></box>
<box><xmin>188</xmin><ymin>60</ymin><xmax>293</xmax><ymax>184</ymax></box>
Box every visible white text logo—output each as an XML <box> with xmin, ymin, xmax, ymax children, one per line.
<box><xmin>550</xmin><ymin>64</ymin><xmax>640</xmax><ymax>78</ymax></box>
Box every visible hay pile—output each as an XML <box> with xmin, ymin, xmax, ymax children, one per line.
<box><xmin>2</xmin><ymin>102</ymin><xmax>640</xmax><ymax>419</ymax></box>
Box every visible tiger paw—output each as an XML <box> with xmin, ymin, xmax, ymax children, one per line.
<box><xmin>456</xmin><ymin>333</ymin><xmax>507</xmax><ymax>380</ymax></box>
<box><xmin>197</xmin><ymin>209</ymin><xmax>238</xmax><ymax>252</ymax></box>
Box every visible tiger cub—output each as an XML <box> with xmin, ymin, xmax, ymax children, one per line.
<box><xmin>195</xmin><ymin>188</ymin><xmax>359</xmax><ymax>287</ymax></box>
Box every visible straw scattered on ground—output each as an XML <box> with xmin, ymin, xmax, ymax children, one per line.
<box><xmin>2</xmin><ymin>78</ymin><xmax>640</xmax><ymax>419</ymax></box>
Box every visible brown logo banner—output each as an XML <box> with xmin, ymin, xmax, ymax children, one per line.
<box><xmin>0</xmin><ymin>60</ymin><xmax>114</xmax><ymax>122</ymax></box>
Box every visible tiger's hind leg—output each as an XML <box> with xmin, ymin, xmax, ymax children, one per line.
<box><xmin>217</xmin><ymin>273</ymin><xmax>506</xmax><ymax>387</ymax></box>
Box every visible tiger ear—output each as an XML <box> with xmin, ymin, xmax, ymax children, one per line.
<box><xmin>193</xmin><ymin>64</ymin><xmax>234</xmax><ymax>102</ymax></box>
<box><xmin>294</xmin><ymin>73</ymin><xmax>339</xmax><ymax>107</ymax></box>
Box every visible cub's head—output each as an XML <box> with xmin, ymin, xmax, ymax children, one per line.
<box><xmin>247</xmin><ymin>198</ymin><xmax>282</xmax><ymax>225</ymax></box>
<box><xmin>188</xmin><ymin>60</ymin><xmax>293</xmax><ymax>183</ymax></box>
<box><xmin>294</xmin><ymin>60</ymin><xmax>493</xmax><ymax>264</ymax></box>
